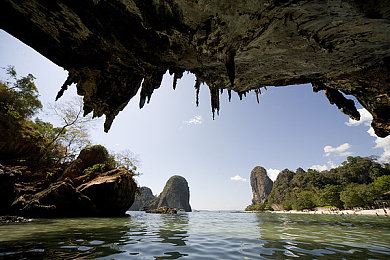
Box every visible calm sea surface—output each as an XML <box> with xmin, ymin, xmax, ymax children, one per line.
<box><xmin>0</xmin><ymin>211</ymin><xmax>389</xmax><ymax>259</ymax></box>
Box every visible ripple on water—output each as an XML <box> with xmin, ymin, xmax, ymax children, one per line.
<box><xmin>0</xmin><ymin>212</ymin><xmax>389</xmax><ymax>259</ymax></box>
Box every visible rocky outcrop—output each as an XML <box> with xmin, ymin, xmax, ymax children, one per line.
<box><xmin>10</xmin><ymin>168</ymin><xmax>137</xmax><ymax>217</ymax></box>
<box><xmin>1</xmin><ymin>1</ymin><xmax>389</xmax><ymax>137</ymax></box>
<box><xmin>250</xmin><ymin>166</ymin><xmax>273</xmax><ymax>205</ymax></box>
<box><xmin>157</xmin><ymin>175</ymin><xmax>191</xmax><ymax>212</ymax></box>
<box><xmin>11</xmin><ymin>179</ymin><xmax>96</xmax><ymax>217</ymax></box>
<box><xmin>146</xmin><ymin>206</ymin><xmax>177</xmax><ymax>214</ymax></box>
<box><xmin>129</xmin><ymin>186</ymin><xmax>158</xmax><ymax>211</ymax></box>
<box><xmin>61</xmin><ymin>145</ymin><xmax>111</xmax><ymax>180</ymax></box>
<box><xmin>77</xmin><ymin>169</ymin><xmax>137</xmax><ymax>216</ymax></box>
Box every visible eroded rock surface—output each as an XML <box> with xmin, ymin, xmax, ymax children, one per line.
<box><xmin>250</xmin><ymin>166</ymin><xmax>273</xmax><ymax>205</ymax></box>
<box><xmin>158</xmin><ymin>175</ymin><xmax>191</xmax><ymax>212</ymax></box>
<box><xmin>1</xmin><ymin>1</ymin><xmax>389</xmax><ymax>136</ymax></box>
<box><xmin>10</xmin><ymin>168</ymin><xmax>137</xmax><ymax>217</ymax></box>
<box><xmin>77</xmin><ymin>168</ymin><xmax>137</xmax><ymax>216</ymax></box>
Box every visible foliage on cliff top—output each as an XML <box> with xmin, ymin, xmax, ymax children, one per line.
<box><xmin>267</xmin><ymin>156</ymin><xmax>390</xmax><ymax>210</ymax></box>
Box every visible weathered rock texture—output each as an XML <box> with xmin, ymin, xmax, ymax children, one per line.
<box><xmin>62</xmin><ymin>145</ymin><xmax>111</xmax><ymax>180</ymax></box>
<box><xmin>158</xmin><ymin>175</ymin><xmax>191</xmax><ymax>212</ymax></box>
<box><xmin>250</xmin><ymin>166</ymin><xmax>273</xmax><ymax>205</ymax></box>
<box><xmin>10</xmin><ymin>168</ymin><xmax>137</xmax><ymax>217</ymax></box>
<box><xmin>129</xmin><ymin>186</ymin><xmax>158</xmax><ymax>211</ymax></box>
<box><xmin>77</xmin><ymin>169</ymin><xmax>137</xmax><ymax>216</ymax></box>
<box><xmin>1</xmin><ymin>1</ymin><xmax>389</xmax><ymax>136</ymax></box>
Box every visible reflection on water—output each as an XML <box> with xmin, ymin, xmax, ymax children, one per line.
<box><xmin>0</xmin><ymin>212</ymin><xmax>389</xmax><ymax>259</ymax></box>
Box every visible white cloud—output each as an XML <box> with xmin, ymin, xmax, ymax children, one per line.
<box><xmin>267</xmin><ymin>168</ymin><xmax>280</xmax><ymax>181</ymax></box>
<box><xmin>368</xmin><ymin>127</ymin><xmax>390</xmax><ymax>163</ymax></box>
<box><xmin>327</xmin><ymin>160</ymin><xmax>337</xmax><ymax>169</ymax></box>
<box><xmin>324</xmin><ymin>143</ymin><xmax>352</xmax><ymax>157</ymax></box>
<box><xmin>230</xmin><ymin>175</ymin><xmax>247</xmax><ymax>182</ymax></box>
<box><xmin>309</xmin><ymin>160</ymin><xmax>338</xmax><ymax>172</ymax></box>
<box><xmin>345</xmin><ymin>108</ymin><xmax>372</xmax><ymax>127</ymax></box>
<box><xmin>309</xmin><ymin>164</ymin><xmax>328</xmax><ymax>171</ymax></box>
<box><xmin>184</xmin><ymin>115</ymin><xmax>202</xmax><ymax>125</ymax></box>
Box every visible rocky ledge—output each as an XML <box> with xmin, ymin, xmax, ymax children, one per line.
<box><xmin>0</xmin><ymin>1</ymin><xmax>389</xmax><ymax>137</ymax></box>
<box><xmin>0</xmin><ymin>146</ymin><xmax>137</xmax><ymax>218</ymax></box>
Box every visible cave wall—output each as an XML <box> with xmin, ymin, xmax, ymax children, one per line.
<box><xmin>0</xmin><ymin>0</ymin><xmax>389</xmax><ymax>136</ymax></box>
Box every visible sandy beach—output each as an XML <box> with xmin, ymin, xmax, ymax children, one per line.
<box><xmin>269</xmin><ymin>208</ymin><xmax>390</xmax><ymax>216</ymax></box>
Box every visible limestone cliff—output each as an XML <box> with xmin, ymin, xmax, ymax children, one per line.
<box><xmin>157</xmin><ymin>175</ymin><xmax>191</xmax><ymax>212</ymax></box>
<box><xmin>1</xmin><ymin>1</ymin><xmax>389</xmax><ymax>136</ymax></box>
<box><xmin>129</xmin><ymin>186</ymin><xmax>158</xmax><ymax>211</ymax></box>
<box><xmin>267</xmin><ymin>169</ymin><xmax>296</xmax><ymax>210</ymax></box>
<box><xmin>250</xmin><ymin>166</ymin><xmax>273</xmax><ymax>205</ymax></box>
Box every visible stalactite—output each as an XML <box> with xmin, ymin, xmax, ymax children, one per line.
<box><xmin>228</xmin><ymin>89</ymin><xmax>232</xmax><ymax>102</ymax></box>
<box><xmin>238</xmin><ymin>91</ymin><xmax>243</xmax><ymax>100</ymax></box>
<box><xmin>255</xmin><ymin>89</ymin><xmax>260</xmax><ymax>104</ymax></box>
<box><xmin>225</xmin><ymin>50</ymin><xmax>236</xmax><ymax>86</ymax></box>
<box><xmin>56</xmin><ymin>71</ymin><xmax>77</xmax><ymax>101</ymax></box>
<box><xmin>209</xmin><ymin>85</ymin><xmax>220</xmax><ymax>119</ymax></box>
<box><xmin>194</xmin><ymin>77</ymin><xmax>201</xmax><ymax>107</ymax></box>
<box><xmin>172</xmin><ymin>70</ymin><xmax>184</xmax><ymax>90</ymax></box>
<box><xmin>139</xmin><ymin>70</ymin><xmax>164</xmax><ymax>109</ymax></box>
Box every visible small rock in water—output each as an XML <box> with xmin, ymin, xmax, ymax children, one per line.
<box><xmin>146</xmin><ymin>206</ymin><xmax>177</xmax><ymax>214</ymax></box>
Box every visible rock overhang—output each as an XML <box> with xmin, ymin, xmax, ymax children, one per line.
<box><xmin>0</xmin><ymin>0</ymin><xmax>389</xmax><ymax>136</ymax></box>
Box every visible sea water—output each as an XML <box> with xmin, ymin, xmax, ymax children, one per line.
<box><xmin>0</xmin><ymin>211</ymin><xmax>389</xmax><ymax>259</ymax></box>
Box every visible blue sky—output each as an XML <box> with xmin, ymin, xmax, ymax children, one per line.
<box><xmin>1</xmin><ymin>30</ymin><xmax>389</xmax><ymax>210</ymax></box>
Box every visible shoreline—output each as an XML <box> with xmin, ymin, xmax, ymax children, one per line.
<box><xmin>246</xmin><ymin>208</ymin><xmax>389</xmax><ymax>216</ymax></box>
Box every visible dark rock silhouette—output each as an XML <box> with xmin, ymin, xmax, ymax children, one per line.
<box><xmin>0</xmin><ymin>164</ymin><xmax>19</xmax><ymax>215</ymax></box>
<box><xmin>158</xmin><ymin>176</ymin><xmax>191</xmax><ymax>212</ymax></box>
<box><xmin>1</xmin><ymin>1</ymin><xmax>389</xmax><ymax>136</ymax></box>
<box><xmin>250</xmin><ymin>166</ymin><xmax>273</xmax><ymax>205</ymax></box>
<box><xmin>77</xmin><ymin>169</ymin><xmax>137</xmax><ymax>216</ymax></box>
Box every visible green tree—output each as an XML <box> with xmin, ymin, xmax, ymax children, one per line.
<box><xmin>317</xmin><ymin>185</ymin><xmax>343</xmax><ymax>208</ymax></box>
<box><xmin>340</xmin><ymin>183</ymin><xmax>377</xmax><ymax>208</ymax></box>
<box><xmin>0</xmin><ymin>66</ymin><xmax>42</xmax><ymax>122</ymax></box>
<box><xmin>372</xmin><ymin>175</ymin><xmax>390</xmax><ymax>194</ymax></box>
<box><xmin>293</xmin><ymin>190</ymin><xmax>316</xmax><ymax>210</ymax></box>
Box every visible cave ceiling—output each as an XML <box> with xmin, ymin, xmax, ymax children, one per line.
<box><xmin>1</xmin><ymin>0</ymin><xmax>389</xmax><ymax>136</ymax></box>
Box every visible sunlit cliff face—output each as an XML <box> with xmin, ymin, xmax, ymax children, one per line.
<box><xmin>1</xmin><ymin>0</ymin><xmax>389</xmax><ymax>136</ymax></box>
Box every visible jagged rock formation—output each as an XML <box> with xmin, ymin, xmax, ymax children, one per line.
<box><xmin>158</xmin><ymin>175</ymin><xmax>191</xmax><ymax>212</ymax></box>
<box><xmin>250</xmin><ymin>166</ymin><xmax>273</xmax><ymax>205</ymax></box>
<box><xmin>129</xmin><ymin>186</ymin><xmax>158</xmax><ymax>211</ymax></box>
<box><xmin>0</xmin><ymin>1</ymin><xmax>389</xmax><ymax>136</ymax></box>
